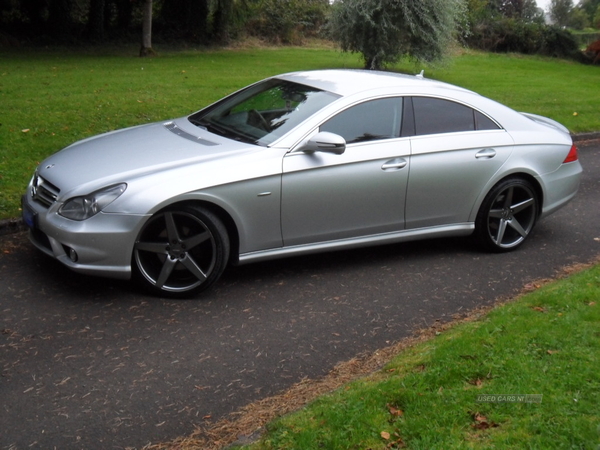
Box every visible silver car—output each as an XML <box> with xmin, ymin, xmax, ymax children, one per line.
<box><xmin>22</xmin><ymin>70</ymin><xmax>582</xmax><ymax>297</ymax></box>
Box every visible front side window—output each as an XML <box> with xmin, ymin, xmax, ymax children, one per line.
<box><xmin>189</xmin><ymin>79</ymin><xmax>339</xmax><ymax>146</ymax></box>
<box><xmin>320</xmin><ymin>97</ymin><xmax>403</xmax><ymax>144</ymax></box>
<box><xmin>412</xmin><ymin>97</ymin><xmax>500</xmax><ymax>136</ymax></box>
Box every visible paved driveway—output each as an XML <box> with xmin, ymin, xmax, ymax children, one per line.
<box><xmin>1</xmin><ymin>142</ymin><xmax>599</xmax><ymax>450</ymax></box>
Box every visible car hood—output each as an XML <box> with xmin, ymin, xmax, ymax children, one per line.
<box><xmin>37</xmin><ymin>119</ymin><xmax>255</xmax><ymax>197</ymax></box>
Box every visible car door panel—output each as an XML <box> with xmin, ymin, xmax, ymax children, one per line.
<box><xmin>282</xmin><ymin>139</ymin><xmax>411</xmax><ymax>246</ymax></box>
<box><xmin>406</xmin><ymin>130</ymin><xmax>514</xmax><ymax>229</ymax></box>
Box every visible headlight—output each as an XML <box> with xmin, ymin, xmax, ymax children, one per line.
<box><xmin>59</xmin><ymin>183</ymin><xmax>127</xmax><ymax>221</ymax></box>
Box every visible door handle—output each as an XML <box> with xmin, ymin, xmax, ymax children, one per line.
<box><xmin>475</xmin><ymin>149</ymin><xmax>496</xmax><ymax>159</ymax></box>
<box><xmin>382</xmin><ymin>158</ymin><xmax>408</xmax><ymax>170</ymax></box>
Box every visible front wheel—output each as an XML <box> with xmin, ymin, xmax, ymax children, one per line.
<box><xmin>475</xmin><ymin>178</ymin><xmax>538</xmax><ymax>252</ymax></box>
<box><xmin>133</xmin><ymin>206</ymin><xmax>229</xmax><ymax>298</ymax></box>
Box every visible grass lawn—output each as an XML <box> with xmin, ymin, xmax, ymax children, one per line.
<box><xmin>1</xmin><ymin>46</ymin><xmax>599</xmax><ymax>220</ymax></box>
<box><xmin>238</xmin><ymin>262</ymin><xmax>600</xmax><ymax>450</ymax></box>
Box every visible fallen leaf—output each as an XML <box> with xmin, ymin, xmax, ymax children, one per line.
<box><xmin>473</xmin><ymin>412</ymin><xmax>487</xmax><ymax>423</ymax></box>
<box><xmin>22</xmin><ymin>129</ymin><xmax>30</xmax><ymax>133</ymax></box>
<box><xmin>547</xmin><ymin>350</ymin><xmax>559</xmax><ymax>355</ymax></box>
<box><xmin>381</xmin><ymin>431</ymin><xmax>391</xmax><ymax>440</ymax></box>
<box><xmin>523</xmin><ymin>282</ymin><xmax>541</xmax><ymax>292</ymax></box>
<box><xmin>469</xmin><ymin>378</ymin><xmax>484</xmax><ymax>387</ymax></box>
<box><xmin>470</xmin><ymin>411</ymin><xmax>500</xmax><ymax>430</ymax></box>
<box><xmin>531</xmin><ymin>306</ymin><xmax>545</xmax><ymax>312</ymax></box>
<box><xmin>387</xmin><ymin>404</ymin><xmax>404</xmax><ymax>417</ymax></box>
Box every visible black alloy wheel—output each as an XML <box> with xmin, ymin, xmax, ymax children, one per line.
<box><xmin>475</xmin><ymin>178</ymin><xmax>538</xmax><ymax>252</ymax></box>
<box><xmin>133</xmin><ymin>206</ymin><xmax>229</xmax><ymax>298</ymax></box>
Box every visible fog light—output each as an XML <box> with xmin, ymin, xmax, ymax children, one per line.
<box><xmin>69</xmin><ymin>248</ymin><xmax>78</xmax><ymax>262</ymax></box>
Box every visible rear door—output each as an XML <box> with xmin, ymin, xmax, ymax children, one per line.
<box><xmin>404</xmin><ymin>96</ymin><xmax>514</xmax><ymax>229</ymax></box>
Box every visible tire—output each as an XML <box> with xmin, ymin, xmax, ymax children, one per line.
<box><xmin>475</xmin><ymin>178</ymin><xmax>538</xmax><ymax>252</ymax></box>
<box><xmin>133</xmin><ymin>205</ymin><xmax>230</xmax><ymax>298</ymax></box>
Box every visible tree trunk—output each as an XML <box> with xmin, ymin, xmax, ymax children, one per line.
<box><xmin>48</xmin><ymin>0</ymin><xmax>73</xmax><ymax>39</ymax></box>
<box><xmin>86</xmin><ymin>0</ymin><xmax>105</xmax><ymax>41</ymax></box>
<box><xmin>140</xmin><ymin>0</ymin><xmax>155</xmax><ymax>57</ymax></box>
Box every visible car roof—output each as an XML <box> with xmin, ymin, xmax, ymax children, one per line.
<box><xmin>275</xmin><ymin>69</ymin><xmax>474</xmax><ymax>97</ymax></box>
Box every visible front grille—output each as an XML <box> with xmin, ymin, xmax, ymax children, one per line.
<box><xmin>32</xmin><ymin>174</ymin><xmax>60</xmax><ymax>208</ymax></box>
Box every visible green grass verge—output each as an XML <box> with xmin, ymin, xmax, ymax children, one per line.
<box><xmin>242</xmin><ymin>264</ymin><xmax>600</xmax><ymax>450</ymax></box>
<box><xmin>1</xmin><ymin>47</ymin><xmax>598</xmax><ymax>220</ymax></box>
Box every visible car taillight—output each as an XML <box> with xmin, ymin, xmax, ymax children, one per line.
<box><xmin>563</xmin><ymin>144</ymin><xmax>578</xmax><ymax>163</ymax></box>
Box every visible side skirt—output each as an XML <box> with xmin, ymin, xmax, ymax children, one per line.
<box><xmin>237</xmin><ymin>223</ymin><xmax>475</xmax><ymax>265</ymax></box>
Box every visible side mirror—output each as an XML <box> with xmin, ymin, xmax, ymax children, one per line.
<box><xmin>299</xmin><ymin>131</ymin><xmax>346</xmax><ymax>155</ymax></box>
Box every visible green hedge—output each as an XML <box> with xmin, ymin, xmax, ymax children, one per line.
<box><xmin>466</xmin><ymin>19</ymin><xmax>580</xmax><ymax>59</ymax></box>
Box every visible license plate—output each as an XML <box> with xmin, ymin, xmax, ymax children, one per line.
<box><xmin>21</xmin><ymin>197</ymin><xmax>38</xmax><ymax>230</ymax></box>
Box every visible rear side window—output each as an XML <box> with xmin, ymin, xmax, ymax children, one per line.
<box><xmin>411</xmin><ymin>97</ymin><xmax>499</xmax><ymax>136</ymax></box>
<box><xmin>474</xmin><ymin>110</ymin><xmax>499</xmax><ymax>130</ymax></box>
<box><xmin>320</xmin><ymin>97</ymin><xmax>403</xmax><ymax>144</ymax></box>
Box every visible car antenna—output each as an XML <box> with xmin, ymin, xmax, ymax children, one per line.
<box><xmin>416</xmin><ymin>70</ymin><xmax>425</xmax><ymax>79</ymax></box>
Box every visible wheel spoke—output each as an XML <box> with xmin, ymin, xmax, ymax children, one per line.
<box><xmin>511</xmin><ymin>198</ymin><xmax>534</xmax><ymax>214</ymax></box>
<box><xmin>180</xmin><ymin>256</ymin><xmax>208</xmax><ymax>282</ymax></box>
<box><xmin>183</xmin><ymin>230</ymin><xmax>211</xmax><ymax>251</ymax></box>
<box><xmin>488</xmin><ymin>208</ymin><xmax>504</xmax><ymax>219</ymax></box>
<box><xmin>508</xmin><ymin>217</ymin><xmax>528</xmax><ymax>238</ymax></box>
<box><xmin>495</xmin><ymin>218</ymin><xmax>508</xmax><ymax>244</ymax></box>
<box><xmin>135</xmin><ymin>241</ymin><xmax>167</xmax><ymax>254</ymax></box>
<box><xmin>164</xmin><ymin>212</ymin><xmax>180</xmax><ymax>242</ymax></box>
<box><xmin>502</xmin><ymin>186</ymin><xmax>514</xmax><ymax>208</ymax></box>
<box><xmin>156</xmin><ymin>257</ymin><xmax>177</xmax><ymax>289</ymax></box>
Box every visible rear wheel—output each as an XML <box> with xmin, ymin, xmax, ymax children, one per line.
<box><xmin>475</xmin><ymin>178</ymin><xmax>538</xmax><ymax>252</ymax></box>
<box><xmin>133</xmin><ymin>206</ymin><xmax>229</xmax><ymax>298</ymax></box>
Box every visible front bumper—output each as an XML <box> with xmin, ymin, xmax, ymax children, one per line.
<box><xmin>22</xmin><ymin>194</ymin><xmax>149</xmax><ymax>280</ymax></box>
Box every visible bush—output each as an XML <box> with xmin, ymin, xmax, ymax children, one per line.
<box><xmin>246</xmin><ymin>0</ymin><xmax>330</xmax><ymax>44</ymax></box>
<box><xmin>467</xmin><ymin>19</ymin><xmax>580</xmax><ymax>59</ymax></box>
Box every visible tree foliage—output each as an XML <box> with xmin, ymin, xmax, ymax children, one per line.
<box><xmin>488</xmin><ymin>0</ymin><xmax>540</xmax><ymax>20</ymax></box>
<box><xmin>549</xmin><ymin>0</ymin><xmax>574</xmax><ymax>27</ymax></box>
<box><xmin>576</xmin><ymin>0</ymin><xmax>600</xmax><ymax>27</ymax></box>
<box><xmin>247</xmin><ymin>0</ymin><xmax>329</xmax><ymax>44</ymax></box>
<box><xmin>328</xmin><ymin>0</ymin><xmax>467</xmax><ymax>70</ymax></box>
<box><xmin>0</xmin><ymin>0</ymin><xmax>327</xmax><ymax>46</ymax></box>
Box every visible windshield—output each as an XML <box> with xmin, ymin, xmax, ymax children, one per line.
<box><xmin>189</xmin><ymin>79</ymin><xmax>339</xmax><ymax>146</ymax></box>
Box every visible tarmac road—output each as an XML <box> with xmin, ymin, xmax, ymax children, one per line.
<box><xmin>1</xmin><ymin>141</ymin><xmax>599</xmax><ymax>450</ymax></box>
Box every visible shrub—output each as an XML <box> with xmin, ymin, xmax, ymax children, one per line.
<box><xmin>246</xmin><ymin>0</ymin><xmax>330</xmax><ymax>44</ymax></box>
<box><xmin>467</xmin><ymin>19</ymin><xmax>580</xmax><ymax>59</ymax></box>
